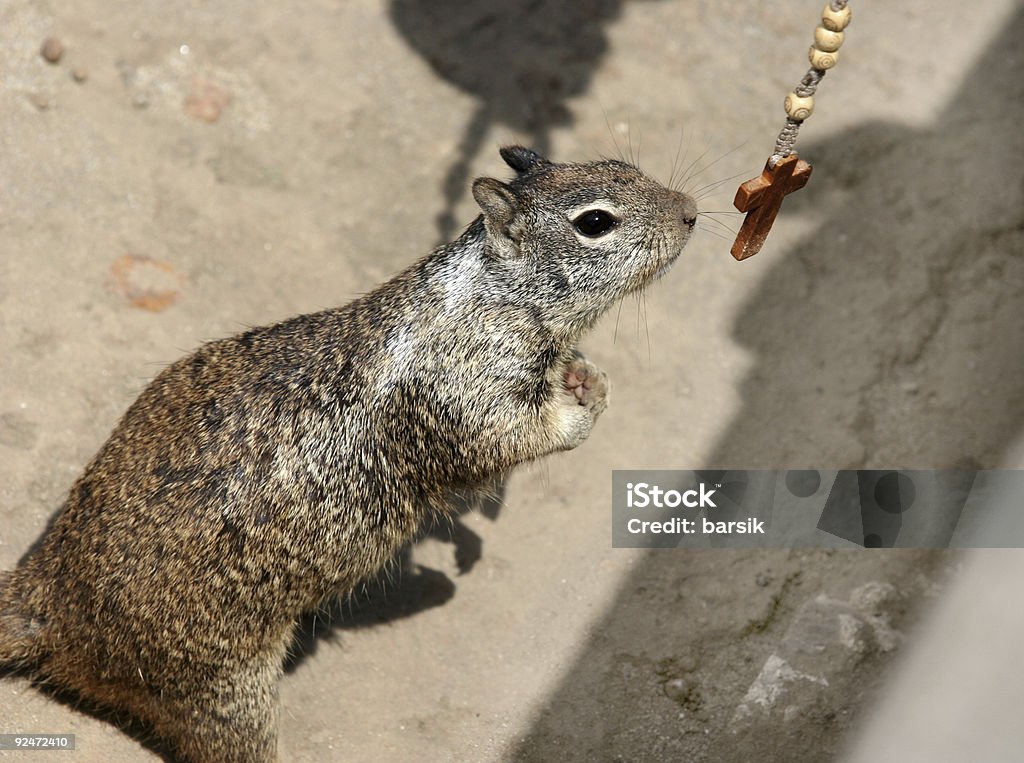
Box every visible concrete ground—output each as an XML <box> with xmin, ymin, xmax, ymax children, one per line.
<box><xmin>1</xmin><ymin>0</ymin><xmax>1022</xmax><ymax>760</ymax></box>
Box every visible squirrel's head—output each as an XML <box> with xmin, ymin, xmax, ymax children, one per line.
<box><xmin>471</xmin><ymin>146</ymin><xmax>697</xmax><ymax>336</ymax></box>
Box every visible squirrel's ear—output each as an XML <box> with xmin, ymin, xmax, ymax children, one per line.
<box><xmin>499</xmin><ymin>146</ymin><xmax>551</xmax><ymax>175</ymax></box>
<box><xmin>472</xmin><ymin>177</ymin><xmax>518</xmax><ymax>234</ymax></box>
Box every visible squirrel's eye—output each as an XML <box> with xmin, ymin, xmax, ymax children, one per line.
<box><xmin>572</xmin><ymin>209</ymin><xmax>618</xmax><ymax>238</ymax></box>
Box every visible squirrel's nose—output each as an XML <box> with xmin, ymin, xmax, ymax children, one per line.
<box><xmin>671</xmin><ymin>190</ymin><xmax>698</xmax><ymax>231</ymax></box>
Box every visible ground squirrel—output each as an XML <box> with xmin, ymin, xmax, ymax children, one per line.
<box><xmin>0</xmin><ymin>146</ymin><xmax>696</xmax><ymax>762</ymax></box>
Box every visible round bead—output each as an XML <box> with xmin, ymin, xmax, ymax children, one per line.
<box><xmin>813</xmin><ymin>26</ymin><xmax>845</xmax><ymax>52</ymax></box>
<box><xmin>808</xmin><ymin>45</ymin><xmax>839</xmax><ymax>70</ymax></box>
<box><xmin>784</xmin><ymin>92</ymin><xmax>814</xmax><ymax>120</ymax></box>
<box><xmin>821</xmin><ymin>4</ymin><xmax>853</xmax><ymax>32</ymax></box>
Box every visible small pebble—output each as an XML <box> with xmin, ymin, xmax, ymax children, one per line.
<box><xmin>40</xmin><ymin>37</ymin><xmax>64</xmax><ymax>64</ymax></box>
<box><xmin>110</xmin><ymin>255</ymin><xmax>185</xmax><ymax>312</ymax></box>
<box><xmin>755</xmin><ymin>572</ymin><xmax>772</xmax><ymax>587</ymax></box>
<box><xmin>71</xmin><ymin>67</ymin><xmax>88</xmax><ymax>83</ymax></box>
<box><xmin>29</xmin><ymin>92</ymin><xmax>50</xmax><ymax>111</ymax></box>
<box><xmin>132</xmin><ymin>92</ymin><xmax>150</xmax><ymax>109</ymax></box>
<box><xmin>184</xmin><ymin>78</ymin><xmax>230</xmax><ymax>123</ymax></box>
<box><xmin>663</xmin><ymin>677</ymin><xmax>699</xmax><ymax>707</ymax></box>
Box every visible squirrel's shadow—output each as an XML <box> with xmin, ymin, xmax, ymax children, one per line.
<box><xmin>284</xmin><ymin>484</ymin><xmax>504</xmax><ymax>673</ymax></box>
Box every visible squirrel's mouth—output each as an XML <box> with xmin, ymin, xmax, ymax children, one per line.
<box><xmin>624</xmin><ymin>227</ymin><xmax>691</xmax><ymax>296</ymax></box>
<box><xmin>624</xmin><ymin>245</ymin><xmax>684</xmax><ymax>298</ymax></box>
<box><xmin>653</xmin><ymin>239</ymin><xmax>688</xmax><ymax>280</ymax></box>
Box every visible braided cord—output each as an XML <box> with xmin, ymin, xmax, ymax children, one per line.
<box><xmin>768</xmin><ymin>0</ymin><xmax>850</xmax><ymax>167</ymax></box>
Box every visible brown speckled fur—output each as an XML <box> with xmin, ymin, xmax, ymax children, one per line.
<box><xmin>0</xmin><ymin>147</ymin><xmax>696</xmax><ymax>762</ymax></box>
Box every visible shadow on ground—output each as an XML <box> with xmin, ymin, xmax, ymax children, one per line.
<box><xmin>389</xmin><ymin>0</ymin><xmax>663</xmax><ymax>242</ymax></box>
<box><xmin>512</xmin><ymin>7</ymin><xmax>1024</xmax><ymax>762</ymax></box>
<box><xmin>284</xmin><ymin>486</ymin><xmax>504</xmax><ymax>672</ymax></box>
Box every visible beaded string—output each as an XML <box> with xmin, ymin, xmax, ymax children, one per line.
<box><xmin>729</xmin><ymin>2</ymin><xmax>853</xmax><ymax>261</ymax></box>
<box><xmin>769</xmin><ymin>1</ymin><xmax>851</xmax><ymax>167</ymax></box>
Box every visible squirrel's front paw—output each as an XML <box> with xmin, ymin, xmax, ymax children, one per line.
<box><xmin>564</xmin><ymin>354</ymin><xmax>609</xmax><ymax>417</ymax></box>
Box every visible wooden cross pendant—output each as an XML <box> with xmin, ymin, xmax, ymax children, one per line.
<box><xmin>730</xmin><ymin>154</ymin><xmax>812</xmax><ymax>261</ymax></box>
